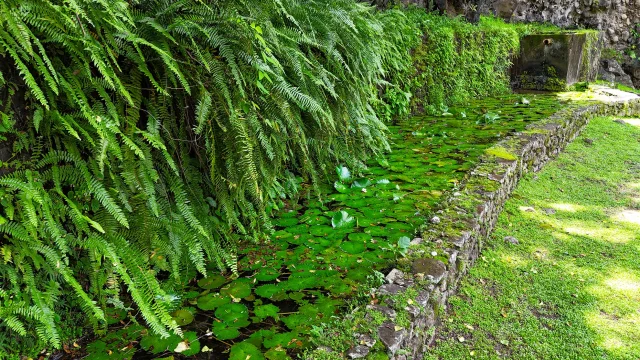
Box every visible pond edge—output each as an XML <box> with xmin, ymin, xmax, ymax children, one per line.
<box><xmin>315</xmin><ymin>98</ymin><xmax>640</xmax><ymax>360</ymax></box>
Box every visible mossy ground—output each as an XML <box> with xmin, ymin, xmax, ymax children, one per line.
<box><xmin>427</xmin><ymin>116</ymin><xmax>640</xmax><ymax>359</ymax></box>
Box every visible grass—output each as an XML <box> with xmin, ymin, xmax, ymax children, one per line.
<box><xmin>427</xmin><ymin>116</ymin><xmax>640</xmax><ymax>360</ymax></box>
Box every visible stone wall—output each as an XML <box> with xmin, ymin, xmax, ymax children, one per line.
<box><xmin>326</xmin><ymin>96</ymin><xmax>640</xmax><ymax>360</ymax></box>
<box><xmin>370</xmin><ymin>0</ymin><xmax>640</xmax><ymax>87</ymax></box>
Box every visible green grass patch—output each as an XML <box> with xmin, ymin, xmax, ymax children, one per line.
<box><xmin>427</xmin><ymin>116</ymin><xmax>640</xmax><ymax>359</ymax></box>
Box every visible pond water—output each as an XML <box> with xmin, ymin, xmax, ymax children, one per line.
<box><xmin>88</xmin><ymin>94</ymin><xmax>571</xmax><ymax>359</ymax></box>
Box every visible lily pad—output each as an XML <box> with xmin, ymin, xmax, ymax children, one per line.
<box><xmin>197</xmin><ymin>274</ymin><xmax>227</xmax><ymax>290</ymax></box>
<box><xmin>336</xmin><ymin>166</ymin><xmax>351</xmax><ymax>182</ymax></box>
<box><xmin>220</xmin><ymin>278</ymin><xmax>253</xmax><ymax>299</ymax></box>
<box><xmin>212</xmin><ymin>321</ymin><xmax>242</xmax><ymax>340</ymax></box>
<box><xmin>197</xmin><ymin>293</ymin><xmax>230</xmax><ymax>311</ymax></box>
<box><xmin>255</xmin><ymin>284</ymin><xmax>283</xmax><ymax>299</ymax></box>
<box><xmin>256</xmin><ymin>267</ymin><xmax>280</xmax><ymax>281</ymax></box>
<box><xmin>351</xmin><ymin>178</ymin><xmax>371</xmax><ymax>188</ymax></box>
<box><xmin>171</xmin><ymin>309</ymin><xmax>194</xmax><ymax>326</ymax></box>
<box><xmin>340</xmin><ymin>241</ymin><xmax>367</xmax><ymax>254</ymax></box>
<box><xmin>230</xmin><ymin>341</ymin><xmax>265</xmax><ymax>360</ymax></box>
<box><xmin>265</xmin><ymin>347</ymin><xmax>291</xmax><ymax>360</ymax></box>
<box><xmin>309</xmin><ymin>225</ymin><xmax>333</xmax><ymax>237</ymax></box>
<box><xmin>331</xmin><ymin>210</ymin><xmax>355</xmax><ymax>229</ymax></box>
<box><xmin>334</xmin><ymin>181</ymin><xmax>349</xmax><ymax>193</ymax></box>
<box><xmin>275</xmin><ymin>217</ymin><xmax>299</xmax><ymax>227</ymax></box>
<box><xmin>215</xmin><ymin>303</ymin><xmax>249</xmax><ymax>325</ymax></box>
<box><xmin>254</xmin><ymin>304</ymin><xmax>280</xmax><ymax>321</ymax></box>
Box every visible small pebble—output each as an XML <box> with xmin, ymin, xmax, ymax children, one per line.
<box><xmin>504</xmin><ymin>236</ymin><xmax>519</xmax><ymax>245</ymax></box>
<box><xmin>430</xmin><ymin>216</ymin><xmax>441</xmax><ymax>224</ymax></box>
<box><xmin>583</xmin><ymin>138</ymin><xmax>593</xmax><ymax>145</ymax></box>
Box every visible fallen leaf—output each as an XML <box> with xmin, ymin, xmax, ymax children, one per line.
<box><xmin>174</xmin><ymin>341</ymin><xmax>190</xmax><ymax>353</ymax></box>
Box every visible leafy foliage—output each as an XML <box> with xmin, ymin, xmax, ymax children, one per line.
<box><xmin>0</xmin><ymin>0</ymin><xmax>415</xmax><ymax>353</ymax></box>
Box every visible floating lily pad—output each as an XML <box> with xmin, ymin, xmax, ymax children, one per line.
<box><xmin>140</xmin><ymin>333</ymin><xmax>181</xmax><ymax>354</ymax></box>
<box><xmin>351</xmin><ymin>178</ymin><xmax>371</xmax><ymax>188</ymax></box>
<box><xmin>255</xmin><ymin>284</ymin><xmax>283</xmax><ymax>299</ymax></box>
<box><xmin>215</xmin><ymin>303</ymin><xmax>249</xmax><ymax>324</ymax></box>
<box><xmin>336</xmin><ymin>166</ymin><xmax>351</xmax><ymax>182</ymax></box>
<box><xmin>171</xmin><ymin>309</ymin><xmax>194</xmax><ymax>326</ymax></box>
<box><xmin>220</xmin><ymin>278</ymin><xmax>253</xmax><ymax>299</ymax></box>
<box><xmin>334</xmin><ymin>181</ymin><xmax>349</xmax><ymax>193</ymax></box>
<box><xmin>176</xmin><ymin>331</ymin><xmax>200</xmax><ymax>356</ymax></box>
<box><xmin>212</xmin><ymin>321</ymin><xmax>242</xmax><ymax>340</ymax></box>
<box><xmin>254</xmin><ymin>304</ymin><xmax>280</xmax><ymax>321</ymax></box>
<box><xmin>265</xmin><ymin>347</ymin><xmax>291</xmax><ymax>360</ymax></box>
<box><xmin>230</xmin><ymin>341</ymin><xmax>265</xmax><ymax>360</ymax></box>
<box><xmin>256</xmin><ymin>267</ymin><xmax>280</xmax><ymax>281</ymax></box>
<box><xmin>340</xmin><ymin>241</ymin><xmax>367</xmax><ymax>254</ymax></box>
<box><xmin>197</xmin><ymin>274</ymin><xmax>227</xmax><ymax>290</ymax></box>
<box><xmin>331</xmin><ymin>210</ymin><xmax>355</xmax><ymax>229</ymax></box>
<box><xmin>309</xmin><ymin>225</ymin><xmax>333</xmax><ymax>237</ymax></box>
<box><xmin>263</xmin><ymin>331</ymin><xmax>302</xmax><ymax>349</ymax></box>
<box><xmin>348</xmin><ymin>232</ymin><xmax>372</xmax><ymax>242</ymax></box>
<box><xmin>197</xmin><ymin>293</ymin><xmax>230</xmax><ymax>311</ymax></box>
<box><xmin>275</xmin><ymin>217</ymin><xmax>299</xmax><ymax>227</ymax></box>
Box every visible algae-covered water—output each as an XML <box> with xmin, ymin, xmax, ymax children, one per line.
<box><xmin>89</xmin><ymin>94</ymin><xmax>570</xmax><ymax>359</ymax></box>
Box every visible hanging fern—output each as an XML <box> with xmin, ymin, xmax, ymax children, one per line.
<box><xmin>0</xmin><ymin>0</ymin><xmax>416</xmax><ymax>354</ymax></box>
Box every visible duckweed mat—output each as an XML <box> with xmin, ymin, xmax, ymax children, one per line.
<box><xmin>82</xmin><ymin>94</ymin><xmax>573</xmax><ymax>359</ymax></box>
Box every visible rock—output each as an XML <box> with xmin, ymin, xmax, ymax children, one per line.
<box><xmin>385</xmin><ymin>269</ymin><xmax>405</xmax><ymax>285</ymax></box>
<box><xmin>357</xmin><ymin>333</ymin><xmax>376</xmax><ymax>347</ymax></box>
<box><xmin>411</xmin><ymin>258</ymin><xmax>447</xmax><ymax>284</ymax></box>
<box><xmin>378</xmin><ymin>284</ymin><xmax>405</xmax><ymax>296</ymax></box>
<box><xmin>378</xmin><ymin>322</ymin><xmax>407</xmax><ymax>355</ymax></box>
<box><xmin>366</xmin><ymin>305</ymin><xmax>397</xmax><ymax>320</ymax></box>
<box><xmin>614</xmin><ymin>119</ymin><xmax>627</xmax><ymax>125</ymax></box>
<box><xmin>600</xmin><ymin>59</ymin><xmax>634</xmax><ymax>88</ymax></box>
<box><xmin>583</xmin><ymin>138</ymin><xmax>594</xmax><ymax>145</ymax></box>
<box><xmin>410</xmin><ymin>237</ymin><xmax>423</xmax><ymax>245</ymax></box>
<box><xmin>346</xmin><ymin>345</ymin><xmax>370</xmax><ymax>359</ymax></box>
<box><xmin>504</xmin><ymin>236</ymin><xmax>519</xmax><ymax>245</ymax></box>
<box><xmin>544</xmin><ymin>208</ymin><xmax>557</xmax><ymax>215</ymax></box>
<box><xmin>430</xmin><ymin>216</ymin><xmax>441</xmax><ymax>224</ymax></box>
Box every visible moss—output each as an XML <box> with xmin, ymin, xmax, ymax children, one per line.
<box><xmin>485</xmin><ymin>146</ymin><xmax>518</xmax><ymax>161</ymax></box>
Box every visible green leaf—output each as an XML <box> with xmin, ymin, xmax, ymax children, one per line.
<box><xmin>254</xmin><ymin>304</ymin><xmax>280</xmax><ymax>321</ymax></box>
<box><xmin>215</xmin><ymin>303</ymin><xmax>249</xmax><ymax>324</ymax></box>
<box><xmin>334</xmin><ymin>181</ymin><xmax>349</xmax><ymax>193</ymax></box>
<box><xmin>197</xmin><ymin>274</ymin><xmax>227</xmax><ymax>290</ymax></box>
<box><xmin>220</xmin><ymin>278</ymin><xmax>253</xmax><ymax>299</ymax></box>
<box><xmin>197</xmin><ymin>293</ymin><xmax>230</xmax><ymax>311</ymax></box>
<box><xmin>331</xmin><ymin>210</ymin><xmax>354</xmax><ymax>229</ymax></box>
<box><xmin>340</xmin><ymin>241</ymin><xmax>367</xmax><ymax>255</ymax></box>
<box><xmin>255</xmin><ymin>284</ymin><xmax>283</xmax><ymax>299</ymax></box>
<box><xmin>351</xmin><ymin>178</ymin><xmax>371</xmax><ymax>188</ymax></box>
<box><xmin>230</xmin><ymin>341</ymin><xmax>265</xmax><ymax>360</ymax></box>
<box><xmin>171</xmin><ymin>309</ymin><xmax>194</xmax><ymax>326</ymax></box>
<box><xmin>265</xmin><ymin>347</ymin><xmax>291</xmax><ymax>360</ymax></box>
<box><xmin>336</xmin><ymin>166</ymin><xmax>351</xmax><ymax>182</ymax></box>
<box><xmin>397</xmin><ymin>236</ymin><xmax>411</xmax><ymax>250</ymax></box>
<box><xmin>212</xmin><ymin>322</ymin><xmax>241</xmax><ymax>340</ymax></box>
<box><xmin>256</xmin><ymin>267</ymin><xmax>280</xmax><ymax>281</ymax></box>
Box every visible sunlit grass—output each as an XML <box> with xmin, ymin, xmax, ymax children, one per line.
<box><xmin>427</xmin><ymin>116</ymin><xmax>640</xmax><ymax>360</ymax></box>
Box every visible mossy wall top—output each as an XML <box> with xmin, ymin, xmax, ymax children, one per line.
<box><xmin>407</xmin><ymin>14</ymin><xmax>520</xmax><ymax>112</ymax></box>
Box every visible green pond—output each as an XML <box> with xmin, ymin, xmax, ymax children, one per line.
<box><xmin>87</xmin><ymin>94</ymin><xmax>571</xmax><ymax>359</ymax></box>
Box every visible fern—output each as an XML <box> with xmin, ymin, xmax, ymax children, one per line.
<box><xmin>0</xmin><ymin>0</ymin><xmax>418</xmax><ymax>355</ymax></box>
